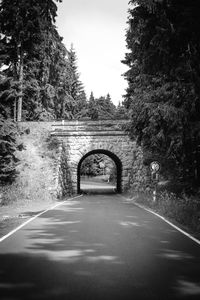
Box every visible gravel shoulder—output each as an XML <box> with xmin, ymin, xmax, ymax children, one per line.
<box><xmin>0</xmin><ymin>197</ymin><xmax>57</xmax><ymax>239</ymax></box>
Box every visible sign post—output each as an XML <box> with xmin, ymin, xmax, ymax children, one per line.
<box><xmin>150</xmin><ymin>161</ymin><xmax>160</xmax><ymax>202</ymax></box>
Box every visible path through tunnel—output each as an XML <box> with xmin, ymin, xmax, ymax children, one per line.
<box><xmin>77</xmin><ymin>150</ymin><xmax>122</xmax><ymax>194</ymax></box>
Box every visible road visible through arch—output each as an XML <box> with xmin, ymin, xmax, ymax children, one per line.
<box><xmin>80</xmin><ymin>176</ymin><xmax>116</xmax><ymax>194</ymax></box>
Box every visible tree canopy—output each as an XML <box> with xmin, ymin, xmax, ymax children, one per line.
<box><xmin>123</xmin><ymin>0</ymin><xmax>200</xmax><ymax>191</ymax></box>
<box><xmin>87</xmin><ymin>92</ymin><xmax>117</xmax><ymax>120</ymax></box>
<box><xmin>0</xmin><ymin>0</ymin><xmax>88</xmax><ymax>121</ymax></box>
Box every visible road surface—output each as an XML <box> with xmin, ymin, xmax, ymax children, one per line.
<box><xmin>80</xmin><ymin>178</ymin><xmax>116</xmax><ymax>194</ymax></box>
<box><xmin>0</xmin><ymin>193</ymin><xmax>200</xmax><ymax>300</ymax></box>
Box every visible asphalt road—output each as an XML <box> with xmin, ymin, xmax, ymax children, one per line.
<box><xmin>80</xmin><ymin>179</ymin><xmax>116</xmax><ymax>194</ymax></box>
<box><xmin>0</xmin><ymin>193</ymin><xmax>200</xmax><ymax>300</ymax></box>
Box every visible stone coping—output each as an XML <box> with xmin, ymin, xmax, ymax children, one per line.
<box><xmin>51</xmin><ymin>131</ymin><xmax>127</xmax><ymax>137</ymax></box>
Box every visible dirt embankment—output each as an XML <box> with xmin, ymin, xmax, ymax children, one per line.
<box><xmin>0</xmin><ymin>122</ymin><xmax>59</xmax><ymax>237</ymax></box>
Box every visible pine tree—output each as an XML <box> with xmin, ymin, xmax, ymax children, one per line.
<box><xmin>0</xmin><ymin>0</ymin><xmax>38</xmax><ymax>121</ymax></box>
<box><xmin>96</xmin><ymin>95</ymin><xmax>116</xmax><ymax>120</ymax></box>
<box><xmin>0</xmin><ymin>75</ymin><xmax>23</xmax><ymax>183</ymax></box>
<box><xmin>105</xmin><ymin>93</ymin><xmax>116</xmax><ymax>115</ymax></box>
<box><xmin>115</xmin><ymin>101</ymin><xmax>128</xmax><ymax>120</ymax></box>
<box><xmin>87</xmin><ymin>92</ymin><xmax>117</xmax><ymax>120</ymax></box>
<box><xmin>66</xmin><ymin>45</ymin><xmax>87</xmax><ymax>118</ymax></box>
<box><xmin>88</xmin><ymin>92</ymin><xmax>99</xmax><ymax>120</ymax></box>
<box><xmin>37</xmin><ymin>27</ymin><xmax>70</xmax><ymax>120</ymax></box>
<box><xmin>0</xmin><ymin>0</ymin><xmax>62</xmax><ymax>121</ymax></box>
<box><xmin>123</xmin><ymin>0</ymin><xmax>200</xmax><ymax>190</ymax></box>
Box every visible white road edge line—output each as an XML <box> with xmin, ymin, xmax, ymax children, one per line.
<box><xmin>120</xmin><ymin>195</ymin><xmax>200</xmax><ymax>246</ymax></box>
<box><xmin>0</xmin><ymin>194</ymin><xmax>83</xmax><ymax>243</ymax></box>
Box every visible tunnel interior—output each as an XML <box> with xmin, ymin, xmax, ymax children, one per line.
<box><xmin>77</xmin><ymin>149</ymin><xmax>122</xmax><ymax>194</ymax></box>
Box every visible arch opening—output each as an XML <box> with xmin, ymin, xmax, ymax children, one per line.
<box><xmin>77</xmin><ymin>150</ymin><xmax>122</xmax><ymax>194</ymax></box>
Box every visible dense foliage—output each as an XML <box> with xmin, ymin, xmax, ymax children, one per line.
<box><xmin>0</xmin><ymin>0</ymin><xmax>88</xmax><ymax>121</ymax></box>
<box><xmin>0</xmin><ymin>75</ymin><xmax>23</xmax><ymax>183</ymax></box>
<box><xmin>66</xmin><ymin>45</ymin><xmax>88</xmax><ymax>119</ymax></box>
<box><xmin>123</xmin><ymin>0</ymin><xmax>200</xmax><ymax>192</ymax></box>
<box><xmin>0</xmin><ymin>0</ymin><xmax>121</xmax><ymax>122</ymax></box>
<box><xmin>80</xmin><ymin>154</ymin><xmax>116</xmax><ymax>179</ymax></box>
<box><xmin>88</xmin><ymin>92</ymin><xmax>116</xmax><ymax>120</ymax></box>
<box><xmin>87</xmin><ymin>92</ymin><xmax>127</xmax><ymax>120</ymax></box>
<box><xmin>0</xmin><ymin>118</ymin><xmax>21</xmax><ymax>183</ymax></box>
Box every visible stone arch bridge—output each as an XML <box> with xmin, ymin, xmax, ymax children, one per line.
<box><xmin>50</xmin><ymin>120</ymin><xmax>146</xmax><ymax>196</ymax></box>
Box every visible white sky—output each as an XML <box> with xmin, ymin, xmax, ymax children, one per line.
<box><xmin>55</xmin><ymin>0</ymin><xmax>129</xmax><ymax>105</ymax></box>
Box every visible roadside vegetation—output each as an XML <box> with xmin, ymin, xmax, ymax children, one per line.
<box><xmin>131</xmin><ymin>189</ymin><xmax>200</xmax><ymax>238</ymax></box>
<box><xmin>0</xmin><ymin>125</ymin><xmax>57</xmax><ymax>206</ymax></box>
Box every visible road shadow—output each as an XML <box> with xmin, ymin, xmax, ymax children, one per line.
<box><xmin>0</xmin><ymin>197</ymin><xmax>200</xmax><ymax>299</ymax></box>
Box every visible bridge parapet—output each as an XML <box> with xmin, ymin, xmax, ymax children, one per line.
<box><xmin>51</xmin><ymin>120</ymin><xmax>128</xmax><ymax>136</ymax></box>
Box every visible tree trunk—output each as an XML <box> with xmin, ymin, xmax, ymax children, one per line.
<box><xmin>17</xmin><ymin>61</ymin><xmax>23</xmax><ymax>121</ymax></box>
<box><xmin>14</xmin><ymin>99</ymin><xmax>17</xmax><ymax>121</ymax></box>
<box><xmin>17</xmin><ymin>43</ymin><xmax>24</xmax><ymax>122</ymax></box>
<box><xmin>17</xmin><ymin>95</ymin><xmax>22</xmax><ymax>121</ymax></box>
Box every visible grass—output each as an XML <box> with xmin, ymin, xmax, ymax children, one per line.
<box><xmin>131</xmin><ymin>189</ymin><xmax>200</xmax><ymax>238</ymax></box>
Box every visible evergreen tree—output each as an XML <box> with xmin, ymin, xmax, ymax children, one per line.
<box><xmin>75</xmin><ymin>90</ymin><xmax>88</xmax><ymax>119</ymax></box>
<box><xmin>105</xmin><ymin>93</ymin><xmax>116</xmax><ymax>115</ymax></box>
<box><xmin>0</xmin><ymin>0</ymin><xmax>62</xmax><ymax>121</ymax></box>
<box><xmin>95</xmin><ymin>95</ymin><xmax>116</xmax><ymax>119</ymax></box>
<box><xmin>87</xmin><ymin>92</ymin><xmax>117</xmax><ymax>120</ymax></box>
<box><xmin>115</xmin><ymin>101</ymin><xmax>128</xmax><ymax>120</ymax></box>
<box><xmin>37</xmin><ymin>27</ymin><xmax>70</xmax><ymax>120</ymax></box>
<box><xmin>123</xmin><ymin>0</ymin><xmax>200</xmax><ymax>190</ymax></box>
<box><xmin>0</xmin><ymin>75</ymin><xmax>22</xmax><ymax>183</ymax></box>
<box><xmin>66</xmin><ymin>45</ymin><xmax>87</xmax><ymax>118</ymax></box>
<box><xmin>88</xmin><ymin>91</ymin><xmax>98</xmax><ymax>120</ymax></box>
<box><xmin>0</xmin><ymin>0</ymin><xmax>39</xmax><ymax>121</ymax></box>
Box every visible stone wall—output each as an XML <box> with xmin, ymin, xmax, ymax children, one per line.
<box><xmin>51</xmin><ymin>120</ymin><xmax>149</xmax><ymax>194</ymax></box>
<box><xmin>59</xmin><ymin>135</ymin><xmax>135</xmax><ymax>192</ymax></box>
<box><xmin>56</xmin><ymin>143</ymin><xmax>73</xmax><ymax>198</ymax></box>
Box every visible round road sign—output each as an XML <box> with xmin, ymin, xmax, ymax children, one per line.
<box><xmin>150</xmin><ymin>161</ymin><xmax>160</xmax><ymax>173</ymax></box>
